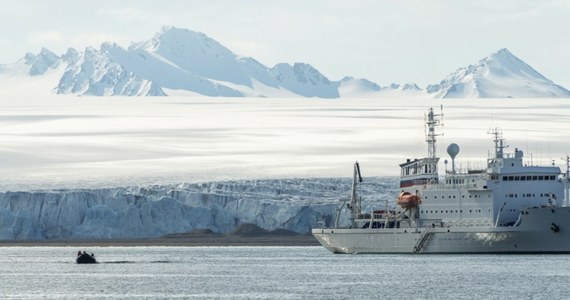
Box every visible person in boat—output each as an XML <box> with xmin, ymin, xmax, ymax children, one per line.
<box><xmin>77</xmin><ymin>250</ymin><xmax>82</xmax><ymax>256</ymax></box>
<box><xmin>91</xmin><ymin>253</ymin><xmax>95</xmax><ymax>257</ymax></box>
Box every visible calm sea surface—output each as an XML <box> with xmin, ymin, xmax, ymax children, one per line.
<box><xmin>1</xmin><ymin>246</ymin><xmax>569</xmax><ymax>299</ymax></box>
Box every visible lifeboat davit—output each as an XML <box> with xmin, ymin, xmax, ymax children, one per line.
<box><xmin>397</xmin><ymin>192</ymin><xmax>421</xmax><ymax>208</ymax></box>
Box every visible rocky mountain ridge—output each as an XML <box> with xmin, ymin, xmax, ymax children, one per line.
<box><xmin>1</xmin><ymin>27</ymin><xmax>568</xmax><ymax>98</ymax></box>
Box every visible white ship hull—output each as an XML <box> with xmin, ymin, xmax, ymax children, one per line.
<box><xmin>312</xmin><ymin>206</ymin><xmax>570</xmax><ymax>254</ymax></box>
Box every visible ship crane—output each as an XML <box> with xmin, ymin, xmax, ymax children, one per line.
<box><xmin>349</xmin><ymin>161</ymin><xmax>363</xmax><ymax>228</ymax></box>
<box><xmin>334</xmin><ymin>161</ymin><xmax>363</xmax><ymax>228</ymax></box>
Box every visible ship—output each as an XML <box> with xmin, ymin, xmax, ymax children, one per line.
<box><xmin>312</xmin><ymin>107</ymin><xmax>570</xmax><ymax>254</ymax></box>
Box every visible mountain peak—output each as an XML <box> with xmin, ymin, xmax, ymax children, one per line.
<box><xmin>130</xmin><ymin>26</ymin><xmax>218</xmax><ymax>53</ymax></box>
<box><xmin>495</xmin><ymin>47</ymin><xmax>512</xmax><ymax>56</ymax></box>
<box><xmin>427</xmin><ymin>48</ymin><xmax>570</xmax><ymax>98</ymax></box>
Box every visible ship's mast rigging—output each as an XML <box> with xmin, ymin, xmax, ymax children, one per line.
<box><xmin>425</xmin><ymin>106</ymin><xmax>443</xmax><ymax>175</ymax></box>
<box><xmin>488</xmin><ymin>128</ymin><xmax>508</xmax><ymax>159</ymax></box>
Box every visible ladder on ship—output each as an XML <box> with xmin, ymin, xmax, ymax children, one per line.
<box><xmin>413</xmin><ymin>227</ymin><xmax>433</xmax><ymax>253</ymax></box>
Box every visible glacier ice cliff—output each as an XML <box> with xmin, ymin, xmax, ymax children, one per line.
<box><xmin>0</xmin><ymin>178</ymin><xmax>398</xmax><ymax>240</ymax></box>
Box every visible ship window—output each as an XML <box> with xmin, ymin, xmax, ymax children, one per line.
<box><xmin>532</xmin><ymin>176</ymin><xmax>537</xmax><ymax>180</ymax></box>
<box><xmin>526</xmin><ymin>176</ymin><xmax>532</xmax><ymax>180</ymax></box>
<box><xmin>460</xmin><ymin>210</ymin><xmax>463</xmax><ymax>213</ymax></box>
<box><xmin>551</xmin><ymin>175</ymin><xmax>556</xmax><ymax>180</ymax></box>
<box><xmin>469</xmin><ymin>209</ymin><xmax>472</xmax><ymax>213</ymax></box>
<box><xmin>449</xmin><ymin>196</ymin><xmax>452</xmax><ymax>199</ymax></box>
<box><xmin>508</xmin><ymin>176</ymin><xmax>514</xmax><ymax>181</ymax></box>
<box><xmin>445</xmin><ymin>210</ymin><xmax>448</xmax><ymax>213</ymax></box>
<box><xmin>469</xmin><ymin>195</ymin><xmax>472</xmax><ymax>198</ymax></box>
<box><xmin>440</xmin><ymin>210</ymin><xmax>443</xmax><ymax>213</ymax></box>
<box><xmin>502</xmin><ymin>176</ymin><xmax>507</xmax><ymax>181</ymax></box>
<box><xmin>434</xmin><ymin>196</ymin><xmax>437</xmax><ymax>199</ymax></box>
<box><xmin>539</xmin><ymin>176</ymin><xmax>544</xmax><ymax>180</ymax></box>
<box><xmin>462</xmin><ymin>195</ymin><xmax>465</xmax><ymax>198</ymax></box>
<box><xmin>514</xmin><ymin>176</ymin><xmax>520</xmax><ymax>181</ymax></box>
<box><xmin>453</xmin><ymin>195</ymin><xmax>456</xmax><ymax>198</ymax></box>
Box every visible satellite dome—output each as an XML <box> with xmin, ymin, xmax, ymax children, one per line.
<box><xmin>447</xmin><ymin>143</ymin><xmax>460</xmax><ymax>159</ymax></box>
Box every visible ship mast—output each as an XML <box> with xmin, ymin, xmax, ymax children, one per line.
<box><xmin>562</xmin><ymin>154</ymin><xmax>570</xmax><ymax>206</ymax></box>
<box><xmin>489</xmin><ymin>128</ymin><xmax>508</xmax><ymax>159</ymax></box>
<box><xmin>425</xmin><ymin>106</ymin><xmax>443</xmax><ymax>174</ymax></box>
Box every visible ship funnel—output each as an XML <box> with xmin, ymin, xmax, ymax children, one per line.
<box><xmin>447</xmin><ymin>143</ymin><xmax>460</xmax><ymax>174</ymax></box>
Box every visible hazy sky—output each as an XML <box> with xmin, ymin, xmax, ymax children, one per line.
<box><xmin>1</xmin><ymin>0</ymin><xmax>569</xmax><ymax>88</ymax></box>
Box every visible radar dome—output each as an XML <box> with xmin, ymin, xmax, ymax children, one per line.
<box><xmin>447</xmin><ymin>143</ymin><xmax>460</xmax><ymax>159</ymax></box>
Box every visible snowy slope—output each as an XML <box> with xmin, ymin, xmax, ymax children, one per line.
<box><xmin>0</xmin><ymin>178</ymin><xmax>397</xmax><ymax>239</ymax></box>
<box><xmin>0</xmin><ymin>48</ymin><xmax>67</xmax><ymax>97</ymax></box>
<box><xmin>336</xmin><ymin>76</ymin><xmax>425</xmax><ymax>98</ymax></box>
<box><xmin>427</xmin><ymin>48</ymin><xmax>570</xmax><ymax>98</ymax></box>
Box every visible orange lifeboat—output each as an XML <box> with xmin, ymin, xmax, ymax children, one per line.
<box><xmin>397</xmin><ymin>192</ymin><xmax>421</xmax><ymax>208</ymax></box>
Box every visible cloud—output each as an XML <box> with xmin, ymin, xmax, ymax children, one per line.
<box><xmin>28</xmin><ymin>31</ymin><xmax>64</xmax><ymax>44</ymax></box>
<box><xmin>96</xmin><ymin>7</ymin><xmax>171</xmax><ymax>24</ymax></box>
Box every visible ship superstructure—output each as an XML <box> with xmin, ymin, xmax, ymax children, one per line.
<box><xmin>312</xmin><ymin>107</ymin><xmax>570</xmax><ymax>254</ymax></box>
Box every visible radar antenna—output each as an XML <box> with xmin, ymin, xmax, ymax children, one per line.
<box><xmin>488</xmin><ymin>128</ymin><xmax>508</xmax><ymax>159</ymax></box>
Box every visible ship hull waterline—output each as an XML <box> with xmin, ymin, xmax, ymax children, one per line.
<box><xmin>312</xmin><ymin>206</ymin><xmax>570</xmax><ymax>254</ymax></box>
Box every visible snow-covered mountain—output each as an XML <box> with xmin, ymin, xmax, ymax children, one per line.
<box><xmin>0</xmin><ymin>178</ymin><xmax>397</xmax><ymax>239</ymax></box>
<box><xmin>335</xmin><ymin>76</ymin><xmax>424</xmax><ymax>98</ymax></box>
<box><xmin>2</xmin><ymin>28</ymin><xmax>568</xmax><ymax>98</ymax></box>
<box><xmin>427</xmin><ymin>48</ymin><xmax>570</xmax><ymax>98</ymax></box>
<box><xmin>1</xmin><ymin>27</ymin><xmax>343</xmax><ymax>98</ymax></box>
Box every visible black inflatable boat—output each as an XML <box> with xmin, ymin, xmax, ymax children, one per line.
<box><xmin>76</xmin><ymin>253</ymin><xmax>97</xmax><ymax>264</ymax></box>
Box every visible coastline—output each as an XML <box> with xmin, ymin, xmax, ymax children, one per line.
<box><xmin>0</xmin><ymin>234</ymin><xmax>320</xmax><ymax>247</ymax></box>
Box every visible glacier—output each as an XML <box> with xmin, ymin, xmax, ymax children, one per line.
<box><xmin>0</xmin><ymin>178</ymin><xmax>398</xmax><ymax>240</ymax></box>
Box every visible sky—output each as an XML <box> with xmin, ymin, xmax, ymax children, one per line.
<box><xmin>1</xmin><ymin>0</ymin><xmax>569</xmax><ymax>88</ymax></box>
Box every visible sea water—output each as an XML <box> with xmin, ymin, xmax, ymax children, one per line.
<box><xmin>1</xmin><ymin>246</ymin><xmax>569</xmax><ymax>299</ymax></box>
